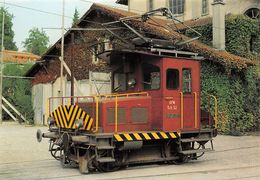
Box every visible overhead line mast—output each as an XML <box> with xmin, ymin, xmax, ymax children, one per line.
<box><xmin>0</xmin><ymin>0</ymin><xmax>5</xmax><ymax>124</ymax></box>
<box><xmin>60</xmin><ymin>0</ymin><xmax>65</xmax><ymax>98</ymax></box>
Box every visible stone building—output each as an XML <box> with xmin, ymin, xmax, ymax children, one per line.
<box><xmin>116</xmin><ymin>0</ymin><xmax>260</xmax><ymax>21</ymax></box>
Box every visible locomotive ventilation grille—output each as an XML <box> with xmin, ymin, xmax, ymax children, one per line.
<box><xmin>50</xmin><ymin>105</ymin><xmax>93</xmax><ymax>130</ymax></box>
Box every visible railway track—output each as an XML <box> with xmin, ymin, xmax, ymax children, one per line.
<box><xmin>1</xmin><ymin>122</ymin><xmax>259</xmax><ymax>180</ymax></box>
<box><xmin>2</xmin><ymin>143</ymin><xmax>259</xmax><ymax>180</ymax></box>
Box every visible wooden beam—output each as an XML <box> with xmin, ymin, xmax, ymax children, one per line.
<box><xmin>2</xmin><ymin>97</ymin><xmax>28</xmax><ymax>123</ymax></box>
<box><xmin>2</xmin><ymin>104</ymin><xmax>17</xmax><ymax>121</ymax></box>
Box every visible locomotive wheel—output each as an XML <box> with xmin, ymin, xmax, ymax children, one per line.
<box><xmin>170</xmin><ymin>154</ymin><xmax>189</xmax><ymax>165</ymax></box>
<box><xmin>97</xmin><ymin>162</ymin><xmax>120</xmax><ymax>172</ymax></box>
<box><xmin>95</xmin><ymin>149</ymin><xmax>125</xmax><ymax>172</ymax></box>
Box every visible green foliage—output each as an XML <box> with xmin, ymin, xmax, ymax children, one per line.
<box><xmin>201</xmin><ymin>63</ymin><xmax>259</xmax><ymax>135</ymax></box>
<box><xmin>186</xmin><ymin>15</ymin><xmax>260</xmax><ymax>59</ymax></box>
<box><xmin>72</xmin><ymin>8</ymin><xmax>80</xmax><ymax>25</ymax></box>
<box><xmin>3</xmin><ymin>64</ymin><xmax>34</xmax><ymax>123</ymax></box>
<box><xmin>22</xmin><ymin>27</ymin><xmax>49</xmax><ymax>55</ymax></box>
<box><xmin>186</xmin><ymin>15</ymin><xmax>260</xmax><ymax>135</ymax></box>
<box><xmin>225</xmin><ymin>15</ymin><xmax>259</xmax><ymax>58</ymax></box>
<box><xmin>0</xmin><ymin>7</ymin><xmax>18</xmax><ymax>50</ymax></box>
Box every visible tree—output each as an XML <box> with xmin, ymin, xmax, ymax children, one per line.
<box><xmin>3</xmin><ymin>64</ymin><xmax>34</xmax><ymax>123</ymax></box>
<box><xmin>0</xmin><ymin>7</ymin><xmax>18</xmax><ymax>51</ymax></box>
<box><xmin>22</xmin><ymin>27</ymin><xmax>49</xmax><ymax>55</ymax></box>
<box><xmin>72</xmin><ymin>8</ymin><xmax>80</xmax><ymax>25</ymax></box>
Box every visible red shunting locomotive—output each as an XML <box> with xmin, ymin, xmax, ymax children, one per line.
<box><xmin>37</xmin><ymin>48</ymin><xmax>217</xmax><ymax>173</ymax></box>
<box><xmin>36</xmin><ymin>8</ymin><xmax>218</xmax><ymax>173</ymax></box>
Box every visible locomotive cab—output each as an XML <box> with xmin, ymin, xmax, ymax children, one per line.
<box><xmin>108</xmin><ymin>49</ymin><xmax>203</xmax><ymax>133</ymax></box>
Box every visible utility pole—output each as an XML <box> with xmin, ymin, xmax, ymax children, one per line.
<box><xmin>60</xmin><ymin>0</ymin><xmax>65</xmax><ymax>99</ymax></box>
<box><xmin>0</xmin><ymin>1</ymin><xmax>5</xmax><ymax>124</ymax></box>
<box><xmin>71</xmin><ymin>32</ymin><xmax>74</xmax><ymax>105</ymax></box>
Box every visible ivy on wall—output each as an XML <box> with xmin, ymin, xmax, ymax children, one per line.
<box><xmin>186</xmin><ymin>15</ymin><xmax>260</xmax><ymax>59</ymax></box>
<box><xmin>186</xmin><ymin>15</ymin><xmax>260</xmax><ymax>135</ymax></box>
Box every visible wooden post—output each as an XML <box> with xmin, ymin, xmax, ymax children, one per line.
<box><xmin>71</xmin><ymin>33</ymin><xmax>75</xmax><ymax>105</ymax></box>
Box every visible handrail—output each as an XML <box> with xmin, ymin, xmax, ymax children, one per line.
<box><xmin>115</xmin><ymin>96</ymin><xmax>118</xmax><ymax>132</ymax></box>
<box><xmin>97</xmin><ymin>92</ymin><xmax>149</xmax><ymax>100</ymax></box>
<box><xmin>180</xmin><ymin>92</ymin><xmax>184</xmax><ymax>129</ymax></box>
<box><xmin>94</xmin><ymin>92</ymin><xmax>149</xmax><ymax>133</ymax></box>
<box><xmin>193</xmin><ymin>92</ymin><xmax>198</xmax><ymax>128</ymax></box>
<box><xmin>93</xmin><ymin>96</ymin><xmax>99</xmax><ymax>132</ymax></box>
<box><xmin>48</xmin><ymin>97</ymin><xmax>51</xmax><ymax>116</ymax></box>
<box><xmin>48</xmin><ymin>92</ymin><xmax>149</xmax><ymax>133</ymax></box>
<box><xmin>208</xmin><ymin>94</ymin><xmax>218</xmax><ymax>128</ymax></box>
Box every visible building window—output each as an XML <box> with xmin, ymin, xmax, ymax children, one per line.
<box><xmin>182</xmin><ymin>68</ymin><xmax>192</xmax><ymax>93</ymax></box>
<box><xmin>202</xmin><ymin>0</ymin><xmax>208</xmax><ymax>15</ymax></box>
<box><xmin>169</xmin><ymin>0</ymin><xmax>185</xmax><ymax>15</ymax></box>
<box><xmin>166</xmin><ymin>69</ymin><xmax>179</xmax><ymax>90</ymax></box>
<box><xmin>245</xmin><ymin>8</ymin><xmax>260</xmax><ymax>20</ymax></box>
<box><xmin>142</xmin><ymin>63</ymin><xmax>160</xmax><ymax>90</ymax></box>
<box><xmin>148</xmin><ymin>0</ymin><xmax>153</xmax><ymax>11</ymax></box>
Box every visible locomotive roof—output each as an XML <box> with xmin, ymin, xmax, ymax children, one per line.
<box><xmin>98</xmin><ymin>49</ymin><xmax>202</xmax><ymax>65</ymax></box>
<box><xmin>26</xmin><ymin>3</ymin><xmax>257</xmax><ymax>79</ymax></box>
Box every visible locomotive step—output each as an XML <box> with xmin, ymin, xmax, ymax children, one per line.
<box><xmin>180</xmin><ymin>148</ymin><xmax>212</xmax><ymax>155</ymax></box>
<box><xmin>96</xmin><ymin>157</ymin><xmax>116</xmax><ymax>163</ymax></box>
<box><xmin>96</xmin><ymin>145</ymin><xmax>115</xmax><ymax>150</ymax></box>
<box><xmin>180</xmin><ymin>137</ymin><xmax>212</xmax><ymax>143</ymax></box>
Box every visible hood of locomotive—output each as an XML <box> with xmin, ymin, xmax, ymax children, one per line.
<box><xmin>48</xmin><ymin>105</ymin><xmax>94</xmax><ymax>131</ymax></box>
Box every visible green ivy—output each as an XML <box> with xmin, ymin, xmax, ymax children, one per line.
<box><xmin>186</xmin><ymin>15</ymin><xmax>260</xmax><ymax>135</ymax></box>
<box><xmin>186</xmin><ymin>15</ymin><xmax>260</xmax><ymax>58</ymax></box>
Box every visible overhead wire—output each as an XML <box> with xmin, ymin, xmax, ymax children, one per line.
<box><xmin>0</xmin><ymin>1</ymin><xmax>101</xmax><ymax>25</ymax></box>
<box><xmin>0</xmin><ymin>0</ymin><xmax>148</xmax><ymax>28</ymax></box>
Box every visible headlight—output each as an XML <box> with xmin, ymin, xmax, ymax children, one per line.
<box><xmin>128</xmin><ymin>78</ymin><xmax>136</xmax><ymax>88</ymax></box>
<box><xmin>76</xmin><ymin>119</ymin><xmax>84</xmax><ymax>129</ymax></box>
<box><xmin>47</xmin><ymin>117</ymin><xmax>55</xmax><ymax>126</ymax></box>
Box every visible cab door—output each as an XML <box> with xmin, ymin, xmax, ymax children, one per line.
<box><xmin>163</xmin><ymin>68</ymin><xmax>181</xmax><ymax>131</ymax></box>
<box><xmin>162</xmin><ymin>58</ymin><xmax>200</xmax><ymax>132</ymax></box>
<box><xmin>182</xmin><ymin>68</ymin><xmax>195</xmax><ymax>130</ymax></box>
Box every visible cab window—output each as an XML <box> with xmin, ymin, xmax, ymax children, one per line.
<box><xmin>113</xmin><ymin>65</ymin><xmax>126</xmax><ymax>92</ymax></box>
<box><xmin>166</xmin><ymin>69</ymin><xmax>179</xmax><ymax>90</ymax></box>
<box><xmin>142</xmin><ymin>63</ymin><xmax>160</xmax><ymax>90</ymax></box>
<box><xmin>182</xmin><ymin>68</ymin><xmax>192</xmax><ymax>93</ymax></box>
<box><xmin>113</xmin><ymin>73</ymin><xmax>126</xmax><ymax>91</ymax></box>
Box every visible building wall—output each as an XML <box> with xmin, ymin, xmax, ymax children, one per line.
<box><xmin>32</xmin><ymin>73</ymin><xmax>111</xmax><ymax>125</ymax></box>
<box><xmin>32</xmin><ymin>84</ymin><xmax>44</xmax><ymax>125</ymax></box>
<box><xmin>128</xmin><ymin>0</ymin><xmax>260</xmax><ymax>21</ymax></box>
